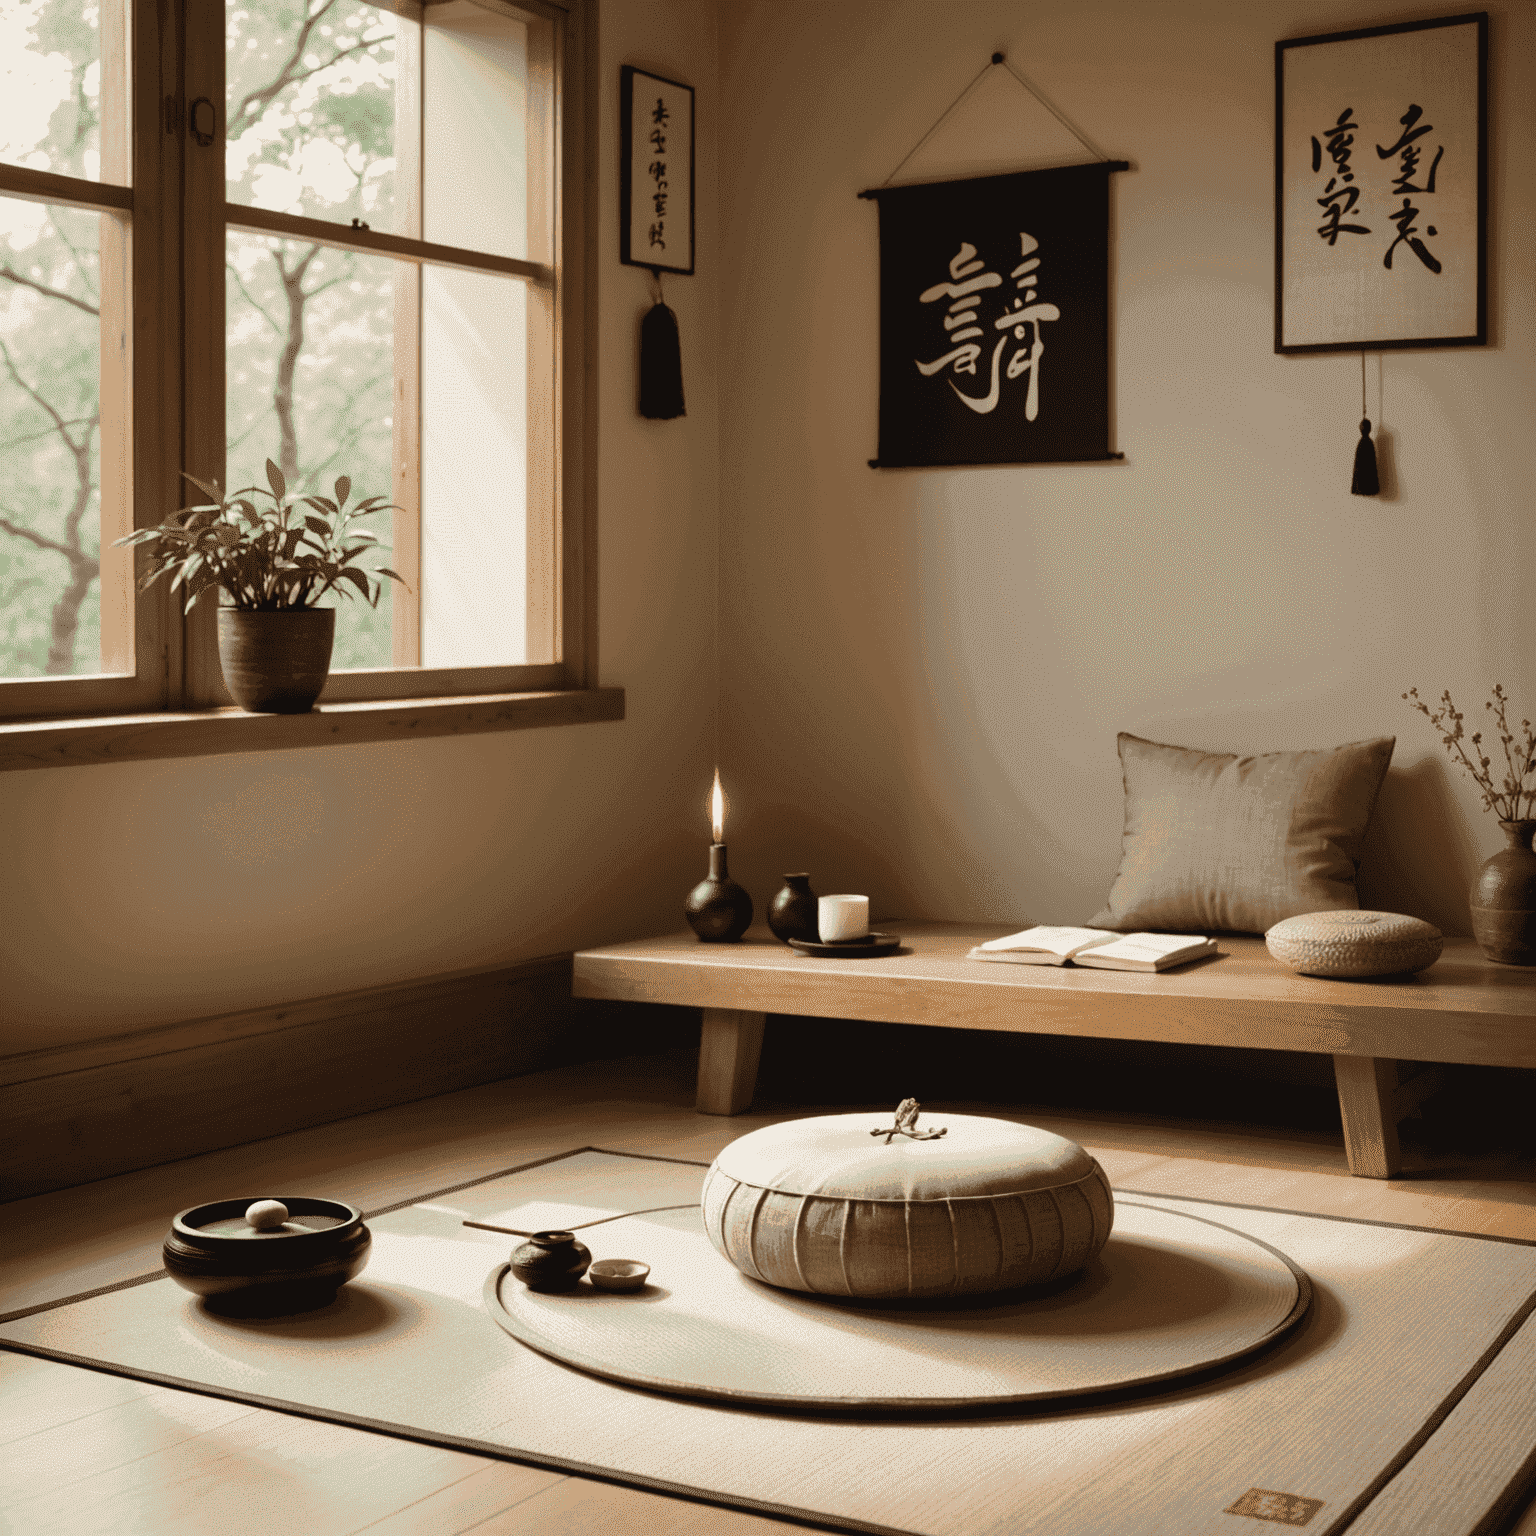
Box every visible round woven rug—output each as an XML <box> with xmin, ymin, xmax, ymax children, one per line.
<box><xmin>482</xmin><ymin>1199</ymin><xmax>1310</xmax><ymax>1411</ymax></box>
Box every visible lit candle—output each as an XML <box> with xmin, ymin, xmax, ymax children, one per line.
<box><xmin>685</xmin><ymin>769</ymin><xmax>754</xmax><ymax>941</ymax></box>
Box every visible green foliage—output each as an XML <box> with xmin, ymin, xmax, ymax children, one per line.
<box><xmin>223</xmin><ymin>0</ymin><xmax>400</xmax><ymax>669</ymax></box>
<box><xmin>118</xmin><ymin>458</ymin><xmax>406</xmax><ymax>614</ymax></box>
<box><xmin>0</xmin><ymin>0</ymin><xmax>104</xmax><ymax>679</ymax></box>
<box><xmin>2</xmin><ymin>0</ymin><xmax>403</xmax><ymax>677</ymax></box>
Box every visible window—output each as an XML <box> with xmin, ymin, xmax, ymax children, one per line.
<box><xmin>0</xmin><ymin>0</ymin><xmax>594</xmax><ymax>731</ymax></box>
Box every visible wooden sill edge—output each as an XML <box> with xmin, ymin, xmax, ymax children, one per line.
<box><xmin>0</xmin><ymin>685</ymin><xmax>625</xmax><ymax>773</ymax></box>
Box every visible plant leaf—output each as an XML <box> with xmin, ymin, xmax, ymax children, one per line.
<box><xmin>266</xmin><ymin>459</ymin><xmax>287</xmax><ymax>500</ymax></box>
<box><xmin>334</xmin><ymin>475</ymin><xmax>351</xmax><ymax>508</ymax></box>
<box><xmin>180</xmin><ymin>471</ymin><xmax>224</xmax><ymax>502</ymax></box>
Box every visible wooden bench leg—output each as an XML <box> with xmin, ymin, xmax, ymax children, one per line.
<box><xmin>696</xmin><ymin>1008</ymin><xmax>767</xmax><ymax>1115</ymax></box>
<box><xmin>1332</xmin><ymin>1055</ymin><xmax>1402</xmax><ymax>1179</ymax></box>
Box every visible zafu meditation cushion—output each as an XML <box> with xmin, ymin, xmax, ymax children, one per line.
<box><xmin>701</xmin><ymin>1112</ymin><xmax>1114</xmax><ymax>1298</ymax></box>
<box><xmin>1265</xmin><ymin>910</ymin><xmax>1443</xmax><ymax>978</ymax></box>
<box><xmin>1091</xmin><ymin>732</ymin><xmax>1395</xmax><ymax>935</ymax></box>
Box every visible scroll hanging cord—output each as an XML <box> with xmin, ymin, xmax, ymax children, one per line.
<box><xmin>878</xmin><ymin>51</ymin><xmax>1110</xmax><ymax>189</ymax></box>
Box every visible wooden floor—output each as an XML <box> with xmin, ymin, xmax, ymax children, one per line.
<box><xmin>5</xmin><ymin>1046</ymin><xmax>1536</xmax><ymax>1536</ymax></box>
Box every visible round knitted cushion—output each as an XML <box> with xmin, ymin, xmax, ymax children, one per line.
<box><xmin>1265</xmin><ymin>910</ymin><xmax>1443</xmax><ymax>978</ymax></box>
<box><xmin>701</xmin><ymin>1112</ymin><xmax>1114</xmax><ymax>1299</ymax></box>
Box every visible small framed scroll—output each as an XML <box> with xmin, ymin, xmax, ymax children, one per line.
<box><xmin>620</xmin><ymin>65</ymin><xmax>694</xmax><ymax>276</ymax></box>
<box><xmin>1275</xmin><ymin>13</ymin><xmax>1487</xmax><ymax>353</ymax></box>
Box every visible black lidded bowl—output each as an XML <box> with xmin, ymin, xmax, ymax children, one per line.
<box><xmin>163</xmin><ymin>1197</ymin><xmax>371</xmax><ymax>1316</ymax></box>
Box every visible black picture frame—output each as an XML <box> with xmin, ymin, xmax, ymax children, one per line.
<box><xmin>1275</xmin><ymin>12</ymin><xmax>1487</xmax><ymax>354</ymax></box>
<box><xmin>620</xmin><ymin>65</ymin><xmax>695</xmax><ymax>277</ymax></box>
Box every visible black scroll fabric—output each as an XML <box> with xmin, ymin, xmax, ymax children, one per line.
<box><xmin>874</xmin><ymin>162</ymin><xmax>1113</xmax><ymax>468</ymax></box>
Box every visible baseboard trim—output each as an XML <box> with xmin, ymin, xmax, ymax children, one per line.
<box><xmin>1</xmin><ymin>955</ymin><xmax>581</xmax><ymax>1201</ymax></box>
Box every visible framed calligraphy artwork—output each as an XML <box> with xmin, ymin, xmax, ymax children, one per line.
<box><xmin>869</xmin><ymin>162</ymin><xmax>1125</xmax><ymax>469</ymax></box>
<box><xmin>1275</xmin><ymin>13</ymin><xmax>1487</xmax><ymax>354</ymax></box>
<box><xmin>621</xmin><ymin>65</ymin><xmax>694</xmax><ymax>276</ymax></box>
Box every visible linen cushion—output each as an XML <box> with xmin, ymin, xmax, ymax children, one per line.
<box><xmin>1265</xmin><ymin>910</ymin><xmax>1443</xmax><ymax>978</ymax></box>
<box><xmin>702</xmin><ymin>1112</ymin><xmax>1113</xmax><ymax>1298</ymax></box>
<box><xmin>1090</xmin><ymin>732</ymin><xmax>1394</xmax><ymax>936</ymax></box>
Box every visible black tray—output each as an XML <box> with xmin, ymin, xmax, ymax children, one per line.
<box><xmin>785</xmin><ymin>931</ymin><xmax>902</xmax><ymax>958</ymax></box>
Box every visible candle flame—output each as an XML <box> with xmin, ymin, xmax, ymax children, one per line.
<box><xmin>710</xmin><ymin>770</ymin><xmax>726</xmax><ymax>843</ymax></box>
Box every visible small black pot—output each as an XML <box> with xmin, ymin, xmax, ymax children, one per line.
<box><xmin>163</xmin><ymin>1196</ymin><xmax>371</xmax><ymax>1316</ymax></box>
<box><xmin>685</xmin><ymin>844</ymin><xmax>754</xmax><ymax>942</ymax></box>
<box><xmin>217</xmin><ymin>607</ymin><xmax>336</xmax><ymax>714</ymax></box>
<box><xmin>510</xmin><ymin>1230</ymin><xmax>593</xmax><ymax>1291</ymax></box>
<box><xmin>768</xmin><ymin>873</ymin><xmax>819</xmax><ymax>943</ymax></box>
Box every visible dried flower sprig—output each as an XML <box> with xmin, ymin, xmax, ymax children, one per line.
<box><xmin>1404</xmin><ymin>685</ymin><xmax>1536</xmax><ymax>822</ymax></box>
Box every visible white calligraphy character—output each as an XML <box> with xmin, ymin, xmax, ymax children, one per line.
<box><xmin>994</xmin><ymin>233</ymin><xmax>1059</xmax><ymax>421</ymax></box>
<box><xmin>914</xmin><ymin>243</ymin><xmax>1007</xmax><ymax>412</ymax></box>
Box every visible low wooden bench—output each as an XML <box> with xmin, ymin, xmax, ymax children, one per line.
<box><xmin>572</xmin><ymin>920</ymin><xmax>1536</xmax><ymax>1179</ymax></box>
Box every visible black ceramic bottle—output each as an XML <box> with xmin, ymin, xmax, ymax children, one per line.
<box><xmin>685</xmin><ymin>844</ymin><xmax>754</xmax><ymax>941</ymax></box>
<box><xmin>768</xmin><ymin>873</ymin><xmax>819</xmax><ymax>943</ymax></box>
<box><xmin>510</xmin><ymin>1230</ymin><xmax>593</xmax><ymax>1291</ymax></box>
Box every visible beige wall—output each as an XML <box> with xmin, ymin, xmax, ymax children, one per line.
<box><xmin>716</xmin><ymin>0</ymin><xmax>1534</xmax><ymax>941</ymax></box>
<box><xmin>0</xmin><ymin>0</ymin><xmax>721</xmax><ymax>1053</ymax></box>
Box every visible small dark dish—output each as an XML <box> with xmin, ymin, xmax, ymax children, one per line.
<box><xmin>786</xmin><ymin>932</ymin><xmax>902</xmax><ymax>958</ymax></box>
<box><xmin>163</xmin><ymin>1197</ymin><xmax>371</xmax><ymax>1317</ymax></box>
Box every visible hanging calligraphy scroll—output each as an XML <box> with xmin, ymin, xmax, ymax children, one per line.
<box><xmin>869</xmin><ymin>162</ymin><xmax>1124</xmax><ymax>469</ymax></box>
<box><xmin>1275</xmin><ymin>13</ymin><xmax>1487</xmax><ymax>353</ymax></box>
<box><xmin>621</xmin><ymin>66</ymin><xmax>694</xmax><ymax>276</ymax></box>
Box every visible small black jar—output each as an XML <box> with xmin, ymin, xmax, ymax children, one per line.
<box><xmin>510</xmin><ymin>1230</ymin><xmax>593</xmax><ymax>1291</ymax></box>
<box><xmin>768</xmin><ymin>873</ymin><xmax>819</xmax><ymax>943</ymax></box>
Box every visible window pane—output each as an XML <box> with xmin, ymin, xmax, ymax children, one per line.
<box><xmin>226</xmin><ymin>231</ymin><xmax>396</xmax><ymax>670</ymax></box>
<box><xmin>0</xmin><ymin>0</ymin><xmax>129</xmax><ymax>184</ymax></box>
<box><xmin>423</xmin><ymin>6</ymin><xmax>533</xmax><ymax>262</ymax></box>
<box><xmin>0</xmin><ymin>195</ymin><xmax>115</xmax><ymax>679</ymax></box>
<box><xmin>227</xmin><ymin>1</ymin><xmax>402</xmax><ymax>232</ymax></box>
<box><xmin>421</xmin><ymin>267</ymin><xmax>527</xmax><ymax>668</ymax></box>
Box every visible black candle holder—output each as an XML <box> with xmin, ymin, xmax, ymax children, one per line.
<box><xmin>685</xmin><ymin>844</ymin><xmax>754</xmax><ymax>941</ymax></box>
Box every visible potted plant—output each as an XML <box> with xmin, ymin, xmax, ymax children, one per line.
<box><xmin>1405</xmin><ymin>684</ymin><xmax>1536</xmax><ymax>964</ymax></box>
<box><xmin>117</xmin><ymin>460</ymin><xmax>404</xmax><ymax>713</ymax></box>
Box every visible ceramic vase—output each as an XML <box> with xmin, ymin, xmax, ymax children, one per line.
<box><xmin>685</xmin><ymin>844</ymin><xmax>754</xmax><ymax>942</ymax></box>
<box><xmin>509</xmin><ymin>1230</ymin><xmax>592</xmax><ymax>1291</ymax></box>
<box><xmin>1470</xmin><ymin>820</ymin><xmax>1536</xmax><ymax>966</ymax></box>
<box><xmin>768</xmin><ymin>873</ymin><xmax>819</xmax><ymax>944</ymax></box>
<box><xmin>217</xmin><ymin>607</ymin><xmax>336</xmax><ymax>714</ymax></box>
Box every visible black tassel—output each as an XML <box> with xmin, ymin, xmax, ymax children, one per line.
<box><xmin>639</xmin><ymin>299</ymin><xmax>685</xmax><ymax>420</ymax></box>
<box><xmin>1351</xmin><ymin>418</ymin><xmax>1379</xmax><ymax>496</ymax></box>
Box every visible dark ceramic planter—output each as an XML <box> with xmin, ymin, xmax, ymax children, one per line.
<box><xmin>768</xmin><ymin>873</ymin><xmax>819</xmax><ymax>943</ymax></box>
<box><xmin>685</xmin><ymin>844</ymin><xmax>754</xmax><ymax>942</ymax></box>
<box><xmin>1470</xmin><ymin>820</ymin><xmax>1536</xmax><ymax>966</ymax></box>
<box><xmin>510</xmin><ymin>1230</ymin><xmax>592</xmax><ymax>1291</ymax></box>
<box><xmin>217</xmin><ymin>607</ymin><xmax>336</xmax><ymax>714</ymax></box>
<box><xmin>163</xmin><ymin>1196</ymin><xmax>371</xmax><ymax>1316</ymax></box>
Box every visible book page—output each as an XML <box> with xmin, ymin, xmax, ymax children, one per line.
<box><xmin>977</xmin><ymin>925</ymin><xmax>1117</xmax><ymax>957</ymax></box>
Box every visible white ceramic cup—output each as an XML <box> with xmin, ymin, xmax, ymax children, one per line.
<box><xmin>818</xmin><ymin>894</ymin><xmax>869</xmax><ymax>943</ymax></box>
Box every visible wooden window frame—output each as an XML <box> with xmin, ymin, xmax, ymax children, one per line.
<box><xmin>0</xmin><ymin>0</ymin><xmax>610</xmax><ymax>763</ymax></box>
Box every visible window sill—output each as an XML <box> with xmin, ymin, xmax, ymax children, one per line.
<box><xmin>0</xmin><ymin>686</ymin><xmax>625</xmax><ymax>774</ymax></box>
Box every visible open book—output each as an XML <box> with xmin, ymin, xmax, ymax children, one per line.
<box><xmin>967</xmin><ymin>926</ymin><xmax>1217</xmax><ymax>972</ymax></box>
